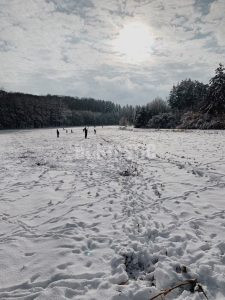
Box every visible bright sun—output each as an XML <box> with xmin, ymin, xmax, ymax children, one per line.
<box><xmin>114</xmin><ymin>22</ymin><xmax>153</xmax><ymax>63</ymax></box>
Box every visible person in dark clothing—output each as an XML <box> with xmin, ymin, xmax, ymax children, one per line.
<box><xmin>71</xmin><ymin>129</ymin><xmax>73</xmax><ymax>133</ymax></box>
<box><xmin>57</xmin><ymin>129</ymin><xmax>59</xmax><ymax>138</ymax></box>
<box><xmin>94</xmin><ymin>129</ymin><xmax>96</xmax><ymax>134</ymax></box>
<box><xmin>83</xmin><ymin>127</ymin><xmax>88</xmax><ymax>139</ymax></box>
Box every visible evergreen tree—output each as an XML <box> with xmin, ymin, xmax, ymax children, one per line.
<box><xmin>202</xmin><ymin>64</ymin><xmax>225</xmax><ymax>115</ymax></box>
<box><xmin>134</xmin><ymin>106</ymin><xmax>151</xmax><ymax>128</ymax></box>
<box><xmin>168</xmin><ymin>79</ymin><xmax>207</xmax><ymax>112</ymax></box>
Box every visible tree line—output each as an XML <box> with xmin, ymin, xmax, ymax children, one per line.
<box><xmin>1</xmin><ymin>63</ymin><xmax>224</xmax><ymax>130</ymax></box>
<box><xmin>134</xmin><ymin>64</ymin><xmax>225</xmax><ymax>129</ymax></box>
<box><xmin>0</xmin><ymin>91</ymin><xmax>135</xmax><ymax>129</ymax></box>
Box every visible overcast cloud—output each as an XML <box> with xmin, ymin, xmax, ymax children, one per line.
<box><xmin>0</xmin><ymin>0</ymin><xmax>224</xmax><ymax>105</ymax></box>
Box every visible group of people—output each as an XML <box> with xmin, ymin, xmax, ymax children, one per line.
<box><xmin>56</xmin><ymin>127</ymin><xmax>96</xmax><ymax>139</ymax></box>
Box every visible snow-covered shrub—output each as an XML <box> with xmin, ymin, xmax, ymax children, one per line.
<box><xmin>147</xmin><ymin>113</ymin><xmax>179</xmax><ymax>129</ymax></box>
<box><xmin>178</xmin><ymin>111</ymin><xmax>225</xmax><ymax>129</ymax></box>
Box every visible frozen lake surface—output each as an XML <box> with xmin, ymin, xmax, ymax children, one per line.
<box><xmin>0</xmin><ymin>127</ymin><xmax>225</xmax><ymax>299</ymax></box>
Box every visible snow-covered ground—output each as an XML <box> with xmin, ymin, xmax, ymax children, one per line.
<box><xmin>0</xmin><ymin>126</ymin><xmax>225</xmax><ymax>300</ymax></box>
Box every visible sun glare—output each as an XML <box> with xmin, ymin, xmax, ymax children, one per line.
<box><xmin>114</xmin><ymin>22</ymin><xmax>153</xmax><ymax>63</ymax></box>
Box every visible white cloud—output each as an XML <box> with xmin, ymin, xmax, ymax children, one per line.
<box><xmin>0</xmin><ymin>0</ymin><xmax>224</xmax><ymax>105</ymax></box>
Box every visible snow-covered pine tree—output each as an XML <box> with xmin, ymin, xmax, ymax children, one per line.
<box><xmin>203</xmin><ymin>63</ymin><xmax>225</xmax><ymax>115</ymax></box>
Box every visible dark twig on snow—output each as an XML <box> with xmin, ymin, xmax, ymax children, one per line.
<box><xmin>149</xmin><ymin>278</ymin><xmax>208</xmax><ymax>300</ymax></box>
<box><xmin>196</xmin><ymin>283</ymin><xmax>209</xmax><ymax>299</ymax></box>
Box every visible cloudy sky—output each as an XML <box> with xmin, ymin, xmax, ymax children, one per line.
<box><xmin>0</xmin><ymin>0</ymin><xmax>224</xmax><ymax>105</ymax></box>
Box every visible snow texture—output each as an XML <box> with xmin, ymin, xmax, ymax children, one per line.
<box><xmin>0</xmin><ymin>126</ymin><xmax>225</xmax><ymax>299</ymax></box>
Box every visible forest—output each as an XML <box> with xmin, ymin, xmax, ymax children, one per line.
<box><xmin>134</xmin><ymin>64</ymin><xmax>225</xmax><ymax>129</ymax></box>
<box><xmin>0</xmin><ymin>91</ymin><xmax>135</xmax><ymax>129</ymax></box>
<box><xmin>0</xmin><ymin>64</ymin><xmax>224</xmax><ymax>130</ymax></box>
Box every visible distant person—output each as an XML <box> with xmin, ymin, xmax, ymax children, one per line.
<box><xmin>71</xmin><ymin>129</ymin><xmax>73</xmax><ymax>133</ymax></box>
<box><xmin>56</xmin><ymin>129</ymin><xmax>59</xmax><ymax>138</ymax></box>
<box><xmin>94</xmin><ymin>129</ymin><xmax>96</xmax><ymax>134</ymax></box>
<box><xmin>83</xmin><ymin>127</ymin><xmax>88</xmax><ymax>139</ymax></box>
<box><xmin>66</xmin><ymin>129</ymin><xmax>68</xmax><ymax>133</ymax></box>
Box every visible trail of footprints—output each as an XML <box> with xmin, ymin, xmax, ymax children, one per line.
<box><xmin>1</xmin><ymin>130</ymin><xmax>225</xmax><ymax>299</ymax></box>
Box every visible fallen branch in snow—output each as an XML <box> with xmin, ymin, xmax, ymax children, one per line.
<box><xmin>195</xmin><ymin>282</ymin><xmax>209</xmax><ymax>299</ymax></box>
<box><xmin>149</xmin><ymin>278</ymin><xmax>208</xmax><ymax>300</ymax></box>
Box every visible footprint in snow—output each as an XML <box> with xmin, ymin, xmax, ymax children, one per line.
<box><xmin>25</xmin><ymin>252</ymin><xmax>35</xmax><ymax>256</ymax></box>
<box><xmin>57</xmin><ymin>262</ymin><xmax>73</xmax><ymax>270</ymax></box>
<box><xmin>30</xmin><ymin>273</ymin><xmax>40</xmax><ymax>283</ymax></box>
